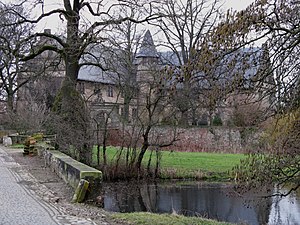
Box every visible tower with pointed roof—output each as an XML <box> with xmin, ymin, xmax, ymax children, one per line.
<box><xmin>136</xmin><ymin>30</ymin><xmax>159</xmax><ymax>59</ymax></box>
<box><xmin>135</xmin><ymin>30</ymin><xmax>160</xmax><ymax>84</ymax></box>
<box><xmin>134</xmin><ymin>30</ymin><xmax>162</xmax><ymax>114</ymax></box>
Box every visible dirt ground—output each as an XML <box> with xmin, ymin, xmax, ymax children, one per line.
<box><xmin>4</xmin><ymin>146</ymin><xmax>122</xmax><ymax>225</ymax></box>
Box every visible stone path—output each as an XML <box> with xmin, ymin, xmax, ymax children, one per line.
<box><xmin>0</xmin><ymin>146</ymin><xmax>97</xmax><ymax>225</ymax></box>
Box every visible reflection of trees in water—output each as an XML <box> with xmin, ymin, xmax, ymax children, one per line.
<box><xmin>103</xmin><ymin>182</ymin><xmax>297</xmax><ymax>225</ymax></box>
<box><xmin>268</xmin><ymin>186</ymin><xmax>300</xmax><ymax>225</ymax></box>
<box><xmin>273</xmin><ymin>195</ymin><xmax>283</xmax><ymax>225</ymax></box>
<box><xmin>139</xmin><ymin>183</ymin><xmax>159</xmax><ymax>212</ymax></box>
<box><xmin>255</xmin><ymin>196</ymin><xmax>272</xmax><ymax>225</ymax></box>
<box><xmin>104</xmin><ymin>182</ymin><xmax>159</xmax><ymax>213</ymax></box>
<box><xmin>118</xmin><ymin>183</ymin><xmax>145</xmax><ymax>212</ymax></box>
<box><xmin>137</xmin><ymin>189</ymin><xmax>147</xmax><ymax>211</ymax></box>
<box><xmin>223</xmin><ymin>192</ymin><xmax>236</xmax><ymax>222</ymax></box>
<box><xmin>104</xmin><ymin>182</ymin><xmax>139</xmax><ymax>212</ymax></box>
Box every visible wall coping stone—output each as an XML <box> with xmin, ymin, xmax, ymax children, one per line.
<box><xmin>36</xmin><ymin>145</ymin><xmax>102</xmax><ymax>197</ymax></box>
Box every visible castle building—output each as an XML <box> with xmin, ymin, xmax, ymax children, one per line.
<box><xmin>17</xmin><ymin>29</ymin><xmax>274</xmax><ymax>129</ymax></box>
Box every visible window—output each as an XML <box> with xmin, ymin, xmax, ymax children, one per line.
<box><xmin>96</xmin><ymin>91</ymin><xmax>103</xmax><ymax>102</ymax></box>
<box><xmin>93</xmin><ymin>85</ymin><xmax>103</xmax><ymax>102</ymax></box>
<box><xmin>132</xmin><ymin>88</ymin><xmax>139</xmax><ymax>98</ymax></box>
<box><xmin>120</xmin><ymin>90</ymin><xmax>124</xmax><ymax>98</ymax></box>
<box><xmin>98</xmin><ymin>111</ymin><xmax>105</xmax><ymax>119</ymax></box>
<box><xmin>107</xmin><ymin>86</ymin><xmax>113</xmax><ymax>97</ymax></box>
<box><xmin>198</xmin><ymin>113</ymin><xmax>208</xmax><ymax>126</ymax></box>
<box><xmin>120</xmin><ymin>107</ymin><xmax>124</xmax><ymax>117</ymax></box>
<box><xmin>78</xmin><ymin>82</ymin><xmax>85</xmax><ymax>94</ymax></box>
<box><xmin>94</xmin><ymin>84</ymin><xmax>101</xmax><ymax>94</ymax></box>
<box><xmin>132</xmin><ymin>108</ymin><xmax>138</xmax><ymax>120</ymax></box>
<box><xmin>96</xmin><ymin>111</ymin><xmax>105</xmax><ymax>124</ymax></box>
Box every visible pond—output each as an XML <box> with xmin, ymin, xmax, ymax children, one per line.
<box><xmin>99</xmin><ymin>181</ymin><xmax>300</xmax><ymax>225</ymax></box>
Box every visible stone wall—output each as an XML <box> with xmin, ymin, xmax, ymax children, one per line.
<box><xmin>107</xmin><ymin>126</ymin><xmax>262</xmax><ymax>153</ymax></box>
<box><xmin>168</xmin><ymin>127</ymin><xmax>242</xmax><ymax>153</ymax></box>
<box><xmin>36</xmin><ymin>145</ymin><xmax>102</xmax><ymax>189</ymax></box>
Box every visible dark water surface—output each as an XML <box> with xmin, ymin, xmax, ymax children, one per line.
<box><xmin>101</xmin><ymin>181</ymin><xmax>300</xmax><ymax>225</ymax></box>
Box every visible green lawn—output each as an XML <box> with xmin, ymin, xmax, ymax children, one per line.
<box><xmin>159</xmin><ymin>151</ymin><xmax>243</xmax><ymax>172</ymax></box>
<box><xmin>92</xmin><ymin>146</ymin><xmax>245</xmax><ymax>180</ymax></box>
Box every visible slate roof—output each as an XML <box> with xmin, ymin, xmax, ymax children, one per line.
<box><xmin>158</xmin><ymin>51</ymin><xmax>182</xmax><ymax>66</ymax></box>
<box><xmin>192</xmin><ymin>48</ymin><xmax>264</xmax><ymax>89</ymax></box>
<box><xmin>78</xmin><ymin>66</ymin><xmax>118</xmax><ymax>85</ymax></box>
<box><xmin>159</xmin><ymin>48</ymin><xmax>265</xmax><ymax>91</ymax></box>
<box><xmin>78</xmin><ymin>46</ymin><xmax>136</xmax><ymax>85</ymax></box>
<box><xmin>78</xmin><ymin>30</ymin><xmax>159</xmax><ymax>84</ymax></box>
<box><xmin>78</xmin><ymin>29</ymin><xmax>265</xmax><ymax>90</ymax></box>
<box><xmin>136</xmin><ymin>30</ymin><xmax>159</xmax><ymax>58</ymax></box>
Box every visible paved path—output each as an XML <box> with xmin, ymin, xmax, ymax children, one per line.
<box><xmin>0</xmin><ymin>146</ymin><xmax>96</xmax><ymax>225</ymax></box>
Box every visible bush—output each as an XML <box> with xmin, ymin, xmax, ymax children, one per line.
<box><xmin>32</xmin><ymin>133</ymin><xmax>44</xmax><ymax>142</ymax></box>
<box><xmin>212</xmin><ymin>115</ymin><xmax>223</xmax><ymax>126</ymax></box>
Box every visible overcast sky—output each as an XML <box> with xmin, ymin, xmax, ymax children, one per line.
<box><xmin>33</xmin><ymin>0</ymin><xmax>256</xmax><ymax>32</ymax></box>
<box><xmin>3</xmin><ymin>0</ymin><xmax>255</xmax><ymax>33</ymax></box>
<box><xmin>225</xmin><ymin>0</ymin><xmax>255</xmax><ymax>11</ymax></box>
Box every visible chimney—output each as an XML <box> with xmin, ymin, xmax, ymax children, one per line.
<box><xmin>44</xmin><ymin>29</ymin><xmax>51</xmax><ymax>34</ymax></box>
<box><xmin>39</xmin><ymin>29</ymin><xmax>51</xmax><ymax>43</ymax></box>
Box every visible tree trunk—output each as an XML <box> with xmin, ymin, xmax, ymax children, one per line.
<box><xmin>96</xmin><ymin>123</ymin><xmax>100</xmax><ymax>165</ymax></box>
<box><xmin>124</xmin><ymin>95</ymin><xmax>130</xmax><ymax>122</ymax></box>
<box><xmin>136</xmin><ymin>126</ymin><xmax>151</xmax><ymax>171</ymax></box>
<box><xmin>102</xmin><ymin>120</ymin><xmax>108</xmax><ymax>166</ymax></box>
<box><xmin>136</xmin><ymin>143</ymin><xmax>149</xmax><ymax>172</ymax></box>
<box><xmin>52</xmin><ymin>1</ymin><xmax>92</xmax><ymax>164</ymax></box>
<box><xmin>155</xmin><ymin>148</ymin><xmax>162</xmax><ymax>178</ymax></box>
<box><xmin>147</xmin><ymin>149</ymin><xmax>153</xmax><ymax>174</ymax></box>
<box><xmin>7</xmin><ymin>93</ymin><xmax>14</xmax><ymax>112</ymax></box>
<box><xmin>177</xmin><ymin>81</ymin><xmax>191</xmax><ymax>126</ymax></box>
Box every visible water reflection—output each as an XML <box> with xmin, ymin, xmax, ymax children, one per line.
<box><xmin>268</xmin><ymin>189</ymin><xmax>300</xmax><ymax>225</ymax></box>
<box><xmin>101</xmin><ymin>182</ymin><xmax>300</xmax><ymax>225</ymax></box>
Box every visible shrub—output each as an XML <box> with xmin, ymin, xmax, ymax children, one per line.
<box><xmin>32</xmin><ymin>133</ymin><xmax>44</xmax><ymax>142</ymax></box>
<box><xmin>212</xmin><ymin>115</ymin><xmax>223</xmax><ymax>126</ymax></box>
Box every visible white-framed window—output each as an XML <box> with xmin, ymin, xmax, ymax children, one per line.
<box><xmin>107</xmin><ymin>86</ymin><xmax>113</xmax><ymax>97</ymax></box>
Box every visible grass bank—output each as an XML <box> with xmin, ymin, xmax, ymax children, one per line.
<box><xmin>11</xmin><ymin>144</ymin><xmax>245</xmax><ymax>180</ymax></box>
<box><xmin>11</xmin><ymin>144</ymin><xmax>25</xmax><ymax>149</ymax></box>
<box><xmin>92</xmin><ymin>146</ymin><xmax>245</xmax><ymax>180</ymax></box>
<box><xmin>110</xmin><ymin>212</ymin><xmax>233</xmax><ymax>225</ymax></box>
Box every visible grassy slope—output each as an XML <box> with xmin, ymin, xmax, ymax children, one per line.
<box><xmin>111</xmin><ymin>212</ymin><xmax>233</xmax><ymax>225</ymax></box>
<box><xmin>92</xmin><ymin>146</ymin><xmax>245</xmax><ymax>180</ymax></box>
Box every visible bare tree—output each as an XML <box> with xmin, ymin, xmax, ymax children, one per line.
<box><xmin>3</xmin><ymin>0</ymin><xmax>161</xmax><ymax>164</ymax></box>
<box><xmin>133</xmin><ymin>59</ymin><xmax>178</xmax><ymax>172</ymax></box>
<box><xmin>103</xmin><ymin>6</ymin><xmax>144</xmax><ymax>123</ymax></box>
<box><xmin>78</xmin><ymin>11</ymin><xmax>143</xmax><ymax>170</ymax></box>
<box><xmin>150</xmin><ymin>0</ymin><xmax>223</xmax><ymax>126</ymax></box>
<box><xmin>0</xmin><ymin>4</ymin><xmax>35</xmax><ymax>111</ymax></box>
<box><xmin>8</xmin><ymin>94</ymin><xmax>50</xmax><ymax>133</ymax></box>
<box><xmin>215</xmin><ymin>0</ymin><xmax>300</xmax><ymax>195</ymax></box>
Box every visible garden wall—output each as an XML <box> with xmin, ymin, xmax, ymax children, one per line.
<box><xmin>107</xmin><ymin>126</ymin><xmax>262</xmax><ymax>153</ymax></box>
